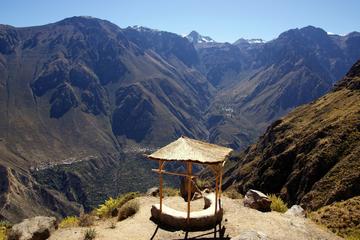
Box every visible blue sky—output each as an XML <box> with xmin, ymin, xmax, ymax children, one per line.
<box><xmin>2</xmin><ymin>0</ymin><xmax>360</xmax><ymax>42</ymax></box>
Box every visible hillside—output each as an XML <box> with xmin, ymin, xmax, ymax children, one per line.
<box><xmin>0</xmin><ymin>16</ymin><xmax>213</xmax><ymax>221</ymax></box>
<box><xmin>49</xmin><ymin>195</ymin><xmax>340</xmax><ymax>240</ymax></box>
<box><xmin>225</xmin><ymin>60</ymin><xmax>360</xmax><ymax>210</ymax></box>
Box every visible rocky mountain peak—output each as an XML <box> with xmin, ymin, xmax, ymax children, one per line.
<box><xmin>186</xmin><ymin>30</ymin><xmax>215</xmax><ymax>44</ymax></box>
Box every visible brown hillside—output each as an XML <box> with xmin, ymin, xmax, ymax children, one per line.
<box><xmin>226</xmin><ymin>60</ymin><xmax>360</xmax><ymax>210</ymax></box>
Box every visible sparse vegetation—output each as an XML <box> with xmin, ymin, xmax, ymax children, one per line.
<box><xmin>59</xmin><ymin>216</ymin><xmax>80</xmax><ymax>228</ymax></box>
<box><xmin>118</xmin><ymin>199</ymin><xmax>140</xmax><ymax>221</ymax></box>
<box><xmin>0</xmin><ymin>221</ymin><xmax>12</xmax><ymax>240</ymax></box>
<box><xmin>195</xmin><ymin>178</ymin><xmax>211</xmax><ymax>190</ymax></box>
<box><xmin>268</xmin><ymin>194</ymin><xmax>288</xmax><ymax>213</ymax></box>
<box><xmin>109</xmin><ymin>221</ymin><xmax>116</xmax><ymax>229</ymax></box>
<box><xmin>223</xmin><ymin>186</ymin><xmax>243</xmax><ymax>199</ymax></box>
<box><xmin>83</xmin><ymin>228</ymin><xmax>97</xmax><ymax>240</ymax></box>
<box><xmin>96</xmin><ymin>192</ymin><xmax>140</xmax><ymax>218</ymax></box>
<box><xmin>79</xmin><ymin>213</ymin><xmax>95</xmax><ymax>227</ymax></box>
<box><xmin>310</xmin><ymin>196</ymin><xmax>360</xmax><ymax>239</ymax></box>
<box><xmin>163</xmin><ymin>187</ymin><xmax>179</xmax><ymax>196</ymax></box>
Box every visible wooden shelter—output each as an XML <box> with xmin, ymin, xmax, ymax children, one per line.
<box><xmin>147</xmin><ymin>136</ymin><xmax>233</xmax><ymax>230</ymax></box>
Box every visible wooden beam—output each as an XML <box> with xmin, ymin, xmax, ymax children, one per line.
<box><xmin>187</xmin><ymin>162</ymin><xmax>192</xmax><ymax>224</ymax></box>
<box><xmin>152</xmin><ymin>169</ymin><xmax>197</xmax><ymax>178</ymax></box>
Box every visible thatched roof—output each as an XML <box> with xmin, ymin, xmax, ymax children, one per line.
<box><xmin>147</xmin><ymin>136</ymin><xmax>233</xmax><ymax>164</ymax></box>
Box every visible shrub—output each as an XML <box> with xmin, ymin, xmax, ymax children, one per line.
<box><xmin>83</xmin><ymin>228</ymin><xmax>96</xmax><ymax>240</ymax></box>
<box><xmin>118</xmin><ymin>199</ymin><xmax>140</xmax><ymax>221</ymax></box>
<box><xmin>96</xmin><ymin>192</ymin><xmax>140</xmax><ymax>218</ymax></box>
<box><xmin>195</xmin><ymin>178</ymin><xmax>211</xmax><ymax>190</ymax></box>
<box><xmin>79</xmin><ymin>214</ymin><xmax>95</xmax><ymax>227</ymax></box>
<box><xmin>0</xmin><ymin>227</ymin><xmax>6</xmax><ymax>240</ymax></box>
<box><xmin>223</xmin><ymin>186</ymin><xmax>243</xmax><ymax>199</ymax></box>
<box><xmin>0</xmin><ymin>220</ymin><xmax>12</xmax><ymax>240</ymax></box>
<box><xmin>163</xmin><ymin>187</ymin><xmax>179</xmax><ymax>196</ymax></box>
<box><xmin>268</xmin><ymin>194</ymin><xmax>288</xmax><ymax>213</ymax></box>
<box><xmin>59</xmin><ymin>216</ymin><xmax>79</xmax><ymax>228</ymax></box>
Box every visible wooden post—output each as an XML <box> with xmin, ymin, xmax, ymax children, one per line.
<box><xmin>219</xmin><ymin>164</ymin><xmax>223</xmax><ymax>207</ymax></box>
<box><xmin>187</xmin><ymin>162</ymin><xmax>192</xmax><ymax>224</ymax></box>
<box><xmin>214</xmin><ymin>173</ymin><xmax>218</xmax><ymax>216</ymax></box>
<box><xmin>159</xmin><ymin>160</ymin><xmax>163</xmax><ymax>212</ymax></box>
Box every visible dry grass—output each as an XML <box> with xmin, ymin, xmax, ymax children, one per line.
<box><xmin>96</xmin><ymin>192</ymin><xmax>140</xmax><ymax>218</ymax></box>
<box><xmin>118</xmin><ymin>199</ymin><xmax>140</xmax><ymax>221</ymax></box>
<box><xmin>0</xmin><ymin>227</ymin><xmax>6</xmax><ymax>240</ymax></box>
<box><xmin>268</xmin><ymin>194</ymin><xmax>288</xmax><ymax>213</ymax></box>
<box><xmin>223</xmin><ymin>186</ymin><xmax>243</xmax><ymax>199</ymax></box>
<box><xmin>310</xmin><ymin>196</ymin><xmax>360</xmax><ymax>239</ymax></box>
<box><xmin>59</xmin><ymin>216</ymin><xmax>80</xmax><ymax>228</ymax></box>
<box><xmin>83</xmin><ymin>228</ymin><xmax>96</xmax><ymax>240</ymax></box>
<box><xmin>163</xmin><ymin>187</ymin><xmax>179</xmax><ymax>196</ymax></box>
<box><xmin>79</xmin><ymin>214</ymin><xmax>95</xmax><ymax>227</ymax></box>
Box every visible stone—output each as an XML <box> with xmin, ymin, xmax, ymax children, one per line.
<box><xmin>8</xmin><ymin>216</ymin><xmax>57</xmax><ymax>240</ymax></box>
<box><xmin>243</xmin><ymin>189</ymin><xmax>271</xmax><ymax>212</ymax></box>
<box><xmin>231</xmin><ymin>230</ymin><xmax>268</xmax><ymax>240</ymax></box>
<box><xmin>147</xmin><ymin>187</ymin><xmax>159</xmax><ymax>196</ymax></box>
<box><xmin>285</xmin><ymin>205</ymin><xmax>305</xmax><ymax>217</ymax></box>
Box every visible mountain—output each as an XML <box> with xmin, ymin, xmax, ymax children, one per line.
<box><xmin>202</xmin><ymin>26</ymin><xmax>360</xmax><ymax>149</ymax></box>
<box><xmin>185</xmin><ymin>31</ymin><xmax>215</xmax><ymax>44</ymax></box>
<box><xmin>224</xmin><ymin>60</ymin><xmax>360</xmax><ymax>210</ymax></box>
<box><xmin>0</xmin><ymin>16</ymin><xmax>213</xmax><ymax>221</ymax></box>
<box><xmin>1</xmin><ymin>17</ymin><xmax>360</xmax><ymax>222</ymax></box>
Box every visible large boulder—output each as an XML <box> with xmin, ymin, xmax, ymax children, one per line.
<box><xmin>285</xmin><ymin>205</ymin><xmax>305</xmax><ymax>218</ymax></box>
<box><xmin>8</xmin><ymin>216</ymin><xmax>57</xmax><ymax>240</ymax></box>
<box><xmin>243</xmin><ymin>189</ymin><xmax>271</xmax><ymax>212</ymax></box>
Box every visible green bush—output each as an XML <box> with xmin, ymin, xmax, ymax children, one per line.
<box><xmin>118</xmin><ymin>199</ymin><xmax>140</xmax><ymax>221</ymax></box>
<box><xmin>268</xmin><ymin>194</ymin><xmax>288</xmax><ymax>213</ymax></box>
<box><xmin>59</xmin><ymin>216</ymin><xmax>79</xmax><ymax>228</ymax></box>
<box><xmin>83</xmin><ymin>228</ymin><xmax>96</xmax><ymax>240</ymax></box>
<box><xmin>0</xmin><ymin>220</ymin><xmax>12</xmax><ymax>240</ymax></box>
<box><xmin>96</xmin><ymin>192</ymin><xmax>140</xmax><ymax>218</ymax></box>
<box><xmin>0</xmin><ymin>227</ymin><xmax>6</xmax><ymax>240</ymax></box>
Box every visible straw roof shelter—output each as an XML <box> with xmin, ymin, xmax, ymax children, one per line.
<box><xmin>147</xmin><ymin>136</ymin><xmax>233</xmax><ymax>232</ymax></box>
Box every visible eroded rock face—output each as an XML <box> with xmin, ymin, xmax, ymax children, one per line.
<box><xmin>243</xmin><ymin>189</ymin><xmax>271</xmax><ymax>212</ymax></box>
<box><xmin>8</xmin><ymin>216</ymin><xmax>57</xmax><ymax>240</ymax></box>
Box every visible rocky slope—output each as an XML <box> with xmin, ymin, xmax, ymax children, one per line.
<box><xmin>201</xmin><ymin>26</ymin><xmax>360</xmax><ymax>148</ymax></box>
<box><xmin>0</xmin><ymin>16</ymin><xmax>213</xmax><ymax>221</ymax></box>
<box><xmin>49</xmin><ymin>196</ymin><xmax>340</xmax><ymax>240</ymax></box>
<box><xmin>225</xmin><ymin>60</ymin><xmax>360</xmax><ymax>211</ymax></box>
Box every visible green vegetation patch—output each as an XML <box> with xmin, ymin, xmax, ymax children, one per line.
<box><xmin>96</xmin><ymin>192</ymin><xmax>140</xmax><ymax>218</ymax></box>
<box><xmin>59</xmin><ymin>216</ymin><xmax>80</xmax><ymax>228</ymax></box>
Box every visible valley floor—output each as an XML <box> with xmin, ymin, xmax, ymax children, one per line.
<box><xmin>50</xmin><ymin>196</ymin><xmax>340</xmax><ymax>240</ymax></box>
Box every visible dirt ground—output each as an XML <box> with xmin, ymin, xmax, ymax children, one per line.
<box><xmin>49</xmin><ymin>196</ymin><xmax>341</xmax><ymax>240</ymax></box>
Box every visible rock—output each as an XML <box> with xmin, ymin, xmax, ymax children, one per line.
<box><xmin>180</xmin><ymin>177</ymin><xmax>197</xmax><ymax>202</ymax></box>
<box><xmin>147</xmin><ymin>187</ymin><xmax>159</xmax><ymax>196</ymax></box>
<box><xmin>285</xmin><ymin>205</ymin><xmax>305</xmax><ymax>217</ymax></box>
<box><xmin>8</xmin><ymin>216</ymin><xmax>57</xmax><ymax>240</ymax></box>
<box><xmin>243</xmin><ymin>189</ymin><xmax>271</xmax><ymax>212</ymax></box>
<box><xmin>231</xmin><ymin>230</ymin><xmax>268</xmax><ymax>240</ymax></box>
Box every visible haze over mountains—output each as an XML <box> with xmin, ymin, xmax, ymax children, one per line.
<box><xmin>0</xmin><ymin>16</ymin><xmax>359</xmax><ymax>221</ymax></box>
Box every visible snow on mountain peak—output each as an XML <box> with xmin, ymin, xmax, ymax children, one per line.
<box><xmin>186</xmin><ymin>31</ymin><xmax>215</xmax><ymax>44</ymax></box>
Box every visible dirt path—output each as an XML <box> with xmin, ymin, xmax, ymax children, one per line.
<box><xmin>49</xmin><ymin>196</ymin><xmax>341</xmax><ymax>240</ymax></box>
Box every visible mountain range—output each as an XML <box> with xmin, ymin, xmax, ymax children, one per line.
<box><xmin>0</xmin><ymin>16</ymin><xmax>359</xmax><ymax>221</ymax></box>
